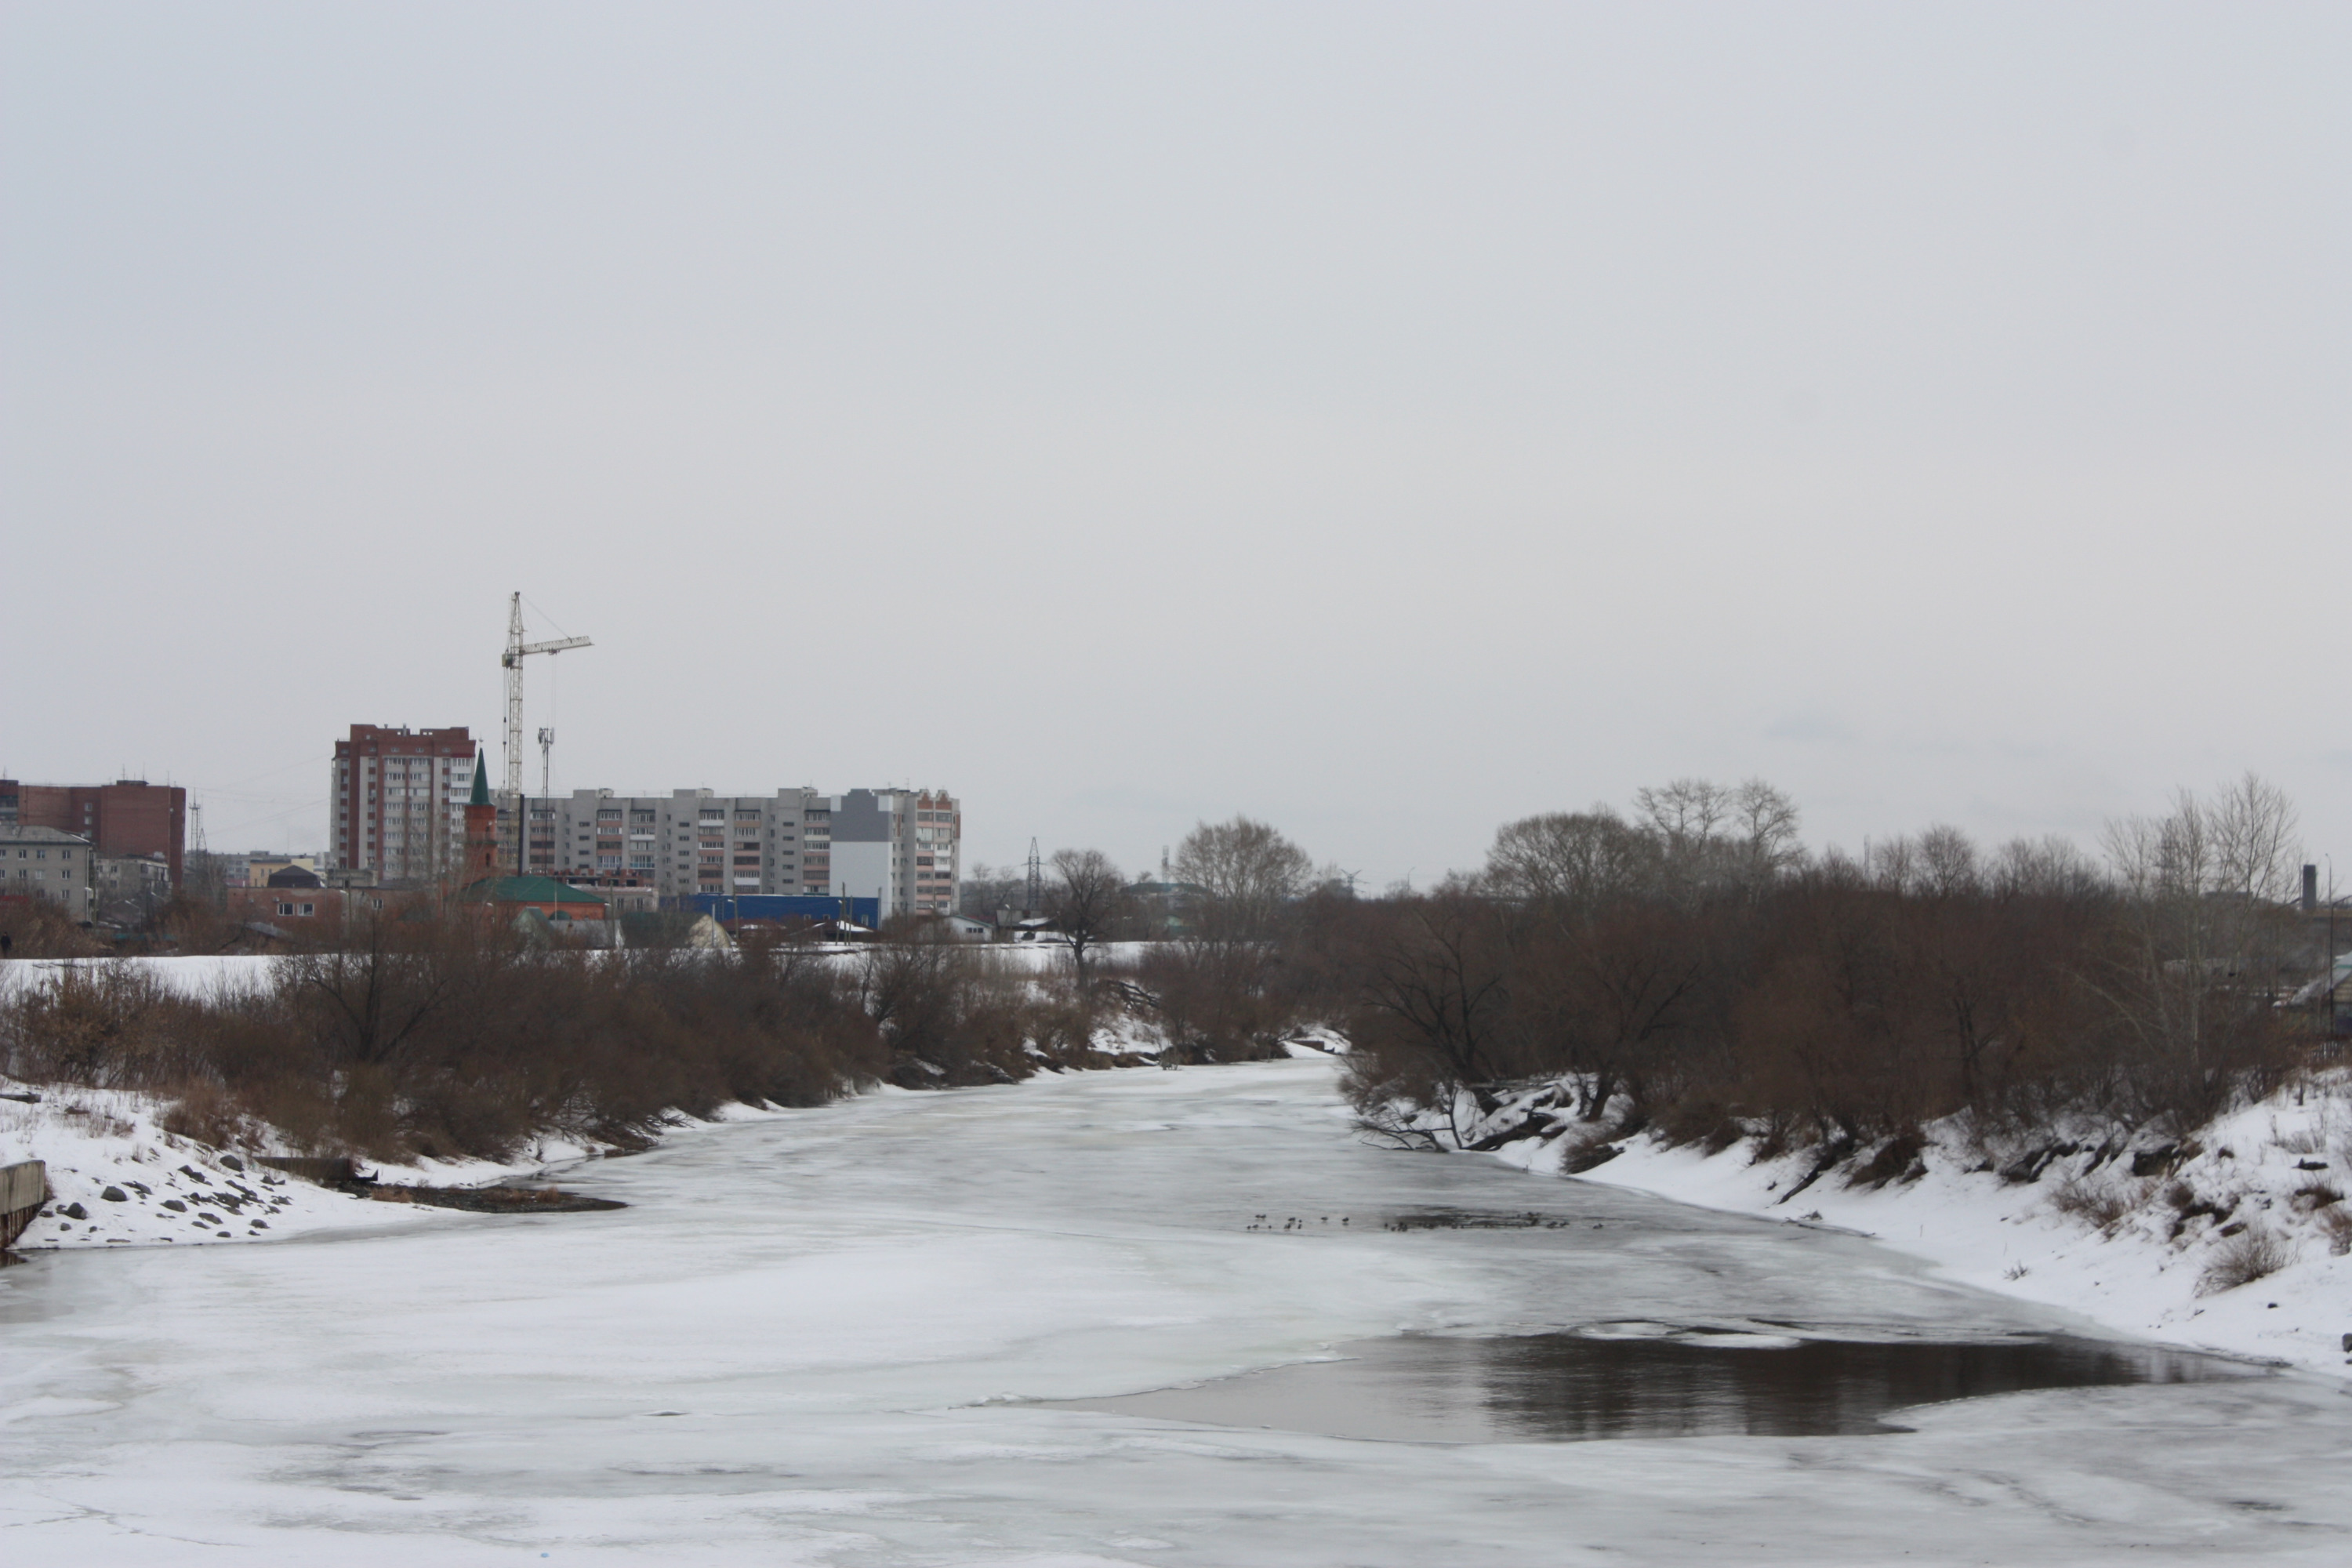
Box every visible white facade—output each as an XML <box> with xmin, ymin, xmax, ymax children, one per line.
<box><xmin>522</xmin><ymin>786</ymin><xmax>960</xmax><ymax>920</ymax></box>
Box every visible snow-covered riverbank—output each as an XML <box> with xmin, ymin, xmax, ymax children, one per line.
<box><xmin>1474</xmin><ymin>1077</ymin><xmax>2352</xmax><ymax>1376</ymax></box>
<box><xmin>0</xmin><ymin>1079</ymin><xmax>612</xmax><ymax>1248</ymax></box>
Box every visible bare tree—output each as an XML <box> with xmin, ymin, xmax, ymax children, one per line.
<box><xmin>956</xmin><ymin>862</ymin><xmax>1029</xmax><ymax>924</ymax></box>
<box><xmin>1731</xmin><ymin>779</ymin><xmax>1805</xmax><ymax>885</ymax></box>
<box><xmin>1915</xmin><ymin>824</ymin><xmax>1980</xmax><ymax>898</ymax></box>
<box><xmin>1351</xmin><ymin>891</ymin><xmax>1513</xmax><ymax>1102</ymax></box>
<box><xmin>1989</xmin><ymin>835</ymin><xmax>2104</xmax><ymax>901</ymax></box>
<box><xmin>1173</xmin><ymin>816</ymin><xmax>1313</xmax><ymax>942</ymax></box>
<box><xmin>1480</xmin><ymin>808</ymin><xmax>1653</xmax><ymax>914</ymax></box>
<box><xmin>1130</xmin><ymin>817</ymin><xmax>1317</xmax><ymax>1060</ymax></box>
<box><xmin>1867</xmin><ymin>834</ymin><xmax>1918</xmax><ymax>895</ymax></box>
<box><xmin>1635</xmin><ymin>778</ymin><xmax>1732</xmax><ymax>851</ymax></box>
<box><xmin>2209</xmin><ymin>771</ymin><xmax>2303</xmax><ymax>906</ymax></box>
<box><xmin>1632</xmin><ymin>776</ymin><xmax>1803</xmax><ymax>898</ymax></box>
<box><xmin>2096</xmin><ymin>775</ymin><xmax>2303</xmax><ymax>1116</ymax></box>
<box><xmin>1047</xmin><ymin>848</ymin><xmax>1127</xmax><ymax>990</ymax></box>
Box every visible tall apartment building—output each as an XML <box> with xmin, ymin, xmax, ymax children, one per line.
<box><xmin>528</xmin><ymin>786</ymin><xmax>960</xmax><ymax>920</ymax></box>
<box><xmin>0</xmin><ymin>779</ymin><xmax>186</xmax><ymax>885</ymax></box>
<box><xmin>329</xmin><ymin>726</ymin><xmax>479</xmax><ymax>884</ymax></box>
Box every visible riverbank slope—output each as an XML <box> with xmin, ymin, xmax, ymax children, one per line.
<box><xmin>1478</xmin><ymin>1076</ymin><xmax>2352</xmax><ymax>1374</ymax></box>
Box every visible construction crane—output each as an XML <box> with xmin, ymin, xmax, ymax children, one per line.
<box><xmin>501</xmin><ymin>593</ymin><xmax>590</xmax><ymax>866</ymax></box>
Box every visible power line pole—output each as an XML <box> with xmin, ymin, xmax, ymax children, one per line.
<box><xmin>538</xmin><ymin>727</ymin><xmax>556</xmax><ymax>880</ymax></box>
<box><xmin>1024</xmin><ymin>838</ymin><xmax>1043</xmax><ymax>919</ymax></box>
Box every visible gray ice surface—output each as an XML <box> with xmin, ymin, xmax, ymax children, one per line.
<box><xmin>3</xmin><ymin>1059</ymin><xmax>2348</xmax><ymax>1564</ymax></box>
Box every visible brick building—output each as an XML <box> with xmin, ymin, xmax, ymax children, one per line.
<box><xmin>224</xmin><ymin>866</ymin><xmax>406</xmax><ymax>939</ymax></box>
<box><xmin>329</xmin><ymin>725</ymin><xmax>478</xmax><ymax>884</ymax></box>
<box><xmin>0</xmin><ymin>779</ymin><xmax>186</xmax><ymax>886</ymax></box>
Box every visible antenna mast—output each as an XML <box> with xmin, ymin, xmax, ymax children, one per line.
<box><xmin>1024</xmin><ymin>837</ymin><xmax>1043</xmax><ymax>918</ymax></box>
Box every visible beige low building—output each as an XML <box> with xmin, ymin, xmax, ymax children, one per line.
<box><xmin>1</xmin><ymin>826</ymin><xmax>96</xmax><ymax>922</ymax></box>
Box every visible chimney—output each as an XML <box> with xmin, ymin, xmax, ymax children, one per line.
<box><xmin>2304</xmin><ymin>864</ymin><xmax>2320</xmax><ymax>913</ymax></box>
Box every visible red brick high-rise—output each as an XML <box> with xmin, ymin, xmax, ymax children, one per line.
<box><xmin>331</xmin><ymin>725</ymin><xmax>477</xmax><ymax>884</ymax></box>
<box><xmin>0</xmin><ymin>779</ymin><xmax>187</xmax><ymax>884</ymax></box>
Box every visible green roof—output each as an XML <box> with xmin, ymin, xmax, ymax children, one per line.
<box><xmin>459</xmin><ymin>875</ymin><xmax>608</xmax><ymax>907</ymax></box>
<box><xmin>470</xmin><ymin>748</ymin><xmax>490</xmax><ymax>806</ymax></box>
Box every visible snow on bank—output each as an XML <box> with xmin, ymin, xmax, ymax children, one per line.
<box><xmin>1472</xmin><ymin>1077</ymin><xmax>2352</xmax><ymax>1375</ymax></box>
<box><xmin>0</xmin><ymin>1077</ymin><xmax>621</xmax><ymax>1250</ymax></box>
<box><xmin>2</xmin><ymin>1083</ymin><xmax>445</xmax><ymax>1247</ymax></box>
<box><xmin>0</xmin><ymin>954</ymin><xmax>283</xmax><ymax>1000</ymax></box>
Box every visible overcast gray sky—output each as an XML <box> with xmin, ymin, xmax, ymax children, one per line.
<box><xmin>3</xmin><ymin>2</ymin><xmax>2345</xmax><ymax>884</ymax></box>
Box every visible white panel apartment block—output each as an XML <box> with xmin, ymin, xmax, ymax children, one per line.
<box><xmin>534</xmin><ymin>786</ymin><xmax>960</xmax><ymax>920</ymax></box>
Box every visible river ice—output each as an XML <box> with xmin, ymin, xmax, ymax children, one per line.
<box><xmin>4</xmin><ymin>1059</ymin><xmax>2349</xmax><ymax>1564</ymax></box>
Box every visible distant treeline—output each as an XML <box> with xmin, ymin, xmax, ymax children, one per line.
<box><xmin>2</xmin><ymin>775</ymin><xmax>2331</xmax><ymax>1161</ymax></box>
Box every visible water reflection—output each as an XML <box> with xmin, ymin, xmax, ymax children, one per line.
<box><xmin>1050</xmin><ymin>1330</ymin><xmax>2257</xmax><ymax>1443</ymax></box>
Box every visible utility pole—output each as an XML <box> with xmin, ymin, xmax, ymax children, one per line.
<box><xmin>537</xmin><ymin>727</ymin><xmax>556</xmax><ymax>880</ymax></box>
<box><xmin>184</xmin><ymin>802</ymin><xmax>219</xmax><ymax>911</ymax></box>
<box><xmin>501</xmin><ymin>592</ymin><xmax>590</xmax><ymax>877</ymax></box>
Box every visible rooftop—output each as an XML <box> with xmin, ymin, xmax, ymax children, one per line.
<box><xmin>458</xmin><ymin>875</ymin><xmax>609</xmax><ymax>907</ymax></box>
<box><xmin>0</xmin><ymin>826</ymin><xmax>94</xmax><ymax>846</ymax></box>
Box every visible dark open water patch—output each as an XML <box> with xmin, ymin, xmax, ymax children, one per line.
<box><xmin>1047</xmin><ymin>1329</ymin><xmax>2260</xmax><ymax>1443</ymax></box>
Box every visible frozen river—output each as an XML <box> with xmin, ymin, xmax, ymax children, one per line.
<box><xmin>4</xmin><ymin>1059</ymin><xmax>2349</xmax><ymax>1565</ymax></box>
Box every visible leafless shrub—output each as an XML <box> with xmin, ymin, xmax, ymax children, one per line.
<box><xmin>1351</xmin><ymin>1097</ymin><xmax>1446</xmax><ymax>1152</ymax></box>
<box><xmin>1</xmin><ymin>911</ymin><xmax>909</xmax><ymax>1162</ymax></box>
<box><xmin>0</xmin><ymin>901</ymin><xmax>108</xmax><ymax>959</ymax></box>
<box><xmin>159</xmin><ymin>1080</ymin><xmax>254</xmax><ymax>1149</ymax></box>
<box><xmin>1652</xmin><ymin>1095</ymin><xmax>1745</xmax><ymax>1156</ymax></box>
<box><xmin>0</xmin><ymin>964</ymin><xmax>182</xmax><ymax>1086</ymax></box>
<box><xmin>2049</xmin><ymin>1175</ymin><xmax>2149</xmax><ymax>1230</ymax></box>
<box><xmin>2272</xmin><ymin>1124</ymin><xmax>2325</xmax><ymax>1155</ymax></box>
<box><xmin>2318</xmin><ymin>1207</ymin><xmax>2352</xmax><ymax>1256</ymax></box>
<box><xmin>2198</xmin><ymin>1227</ymin><xmax>2294</xmax><ymax>1294</ymax></box>
<box><xmin>2289</xmin><ymin>1181</ymin><xmax>2343</xmax><ymax>1212</ymax></box>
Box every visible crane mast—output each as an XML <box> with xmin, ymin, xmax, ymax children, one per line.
<box><xmin>500</xmin><ymin>591</ymin><xmax>590</xmax><ymax>871</ymax></box>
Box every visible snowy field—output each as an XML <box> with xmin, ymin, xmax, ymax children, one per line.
<box><xmin>5</xmin><ymin>1058</ymin><xmax>2352</xmax><ymax>1565</ymax></box>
